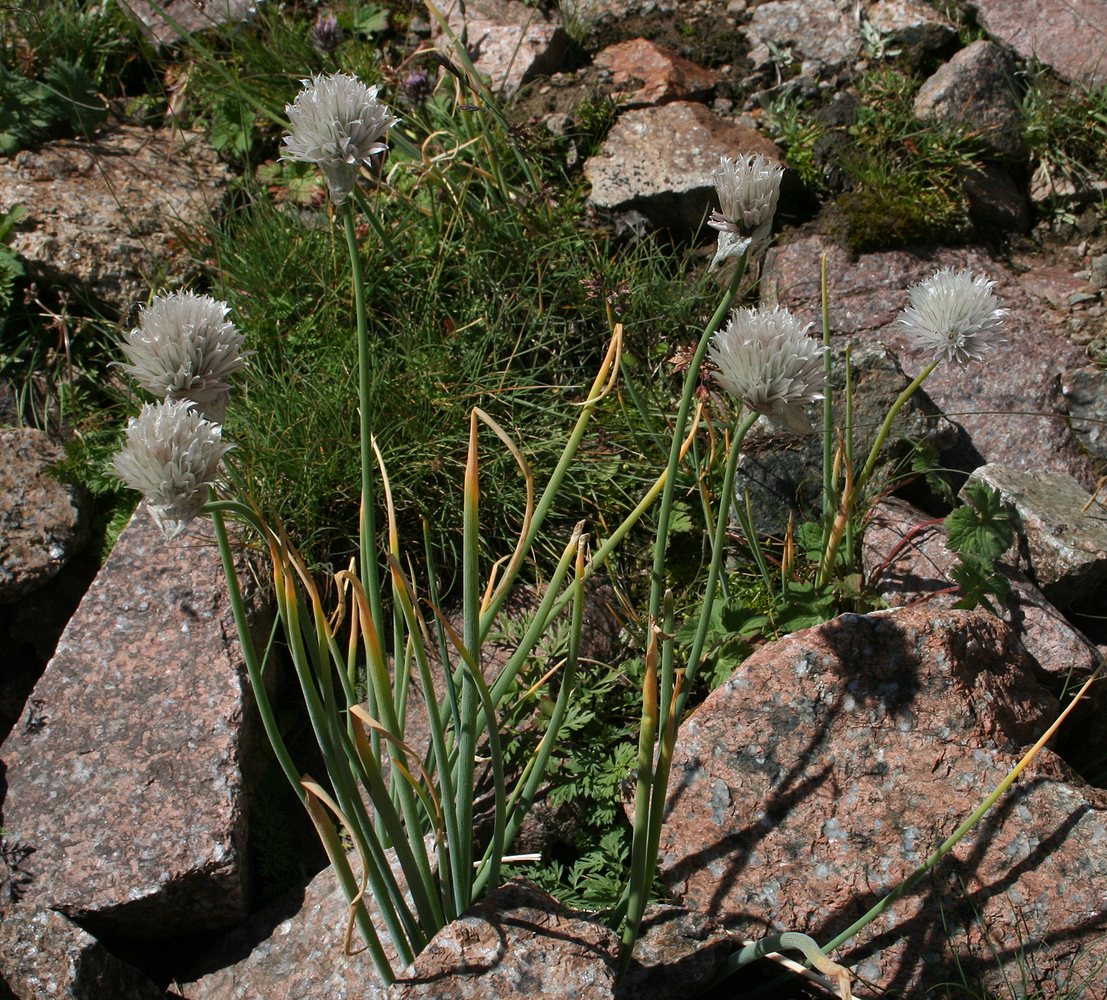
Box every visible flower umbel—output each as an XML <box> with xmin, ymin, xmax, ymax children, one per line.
<box><xmin>119</xmin><ymin>291</ymin><xmax>248</xmax><ymax>421</ymax></box>
<box><xmin>281</xmin><ymin>72</ymin><xmax>400</xmax><ymax>205</ymax></box>
<box><xmin>898</xmin><ymin>268</ymin><xmax>1006</xmax><ymax>366</ymax></box>
<box><xmin>709</xmin><ymin>305</ymin><xmax>823</xmax><ymax>433</ymax></box>
<box><xmin>708</xmin><ymin>153</ymin><xmax>784</xmax><ymax>269</ymax></box>
<box><xmin>112</xmin><ymin>399</ymin><xmax>233</xmax><ymax>540</ymax></box>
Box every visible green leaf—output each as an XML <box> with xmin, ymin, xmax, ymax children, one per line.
<box><xmin>951</xmin><ymin>554</ymin><xmax>1010</xmax><ymax>613</ymax></box>
<box><xmin>945</xmin><ymin>480</ymin><xmax>1013</xmax><ymax>559</ymax></box>
<box><xmin>349</xmin><ymin>5</ymin><xmax>389</xmax><ymax>36</ymax></box>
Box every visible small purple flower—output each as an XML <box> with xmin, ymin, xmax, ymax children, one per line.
<box><xmin>402</xmin><ymin>68</ymin><xmax>431</xmax><ymax>106</ymax></box>
<box><xmin>312</xmin><ymin>13</ymin><xmax>343</xmax><ymax>53</ymax></box>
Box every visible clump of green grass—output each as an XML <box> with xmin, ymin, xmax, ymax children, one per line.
<box><xmin>767</xmin><ymin>66</ymin><xmax>982</xmax><ymax>251</ymax></box>
<box><xmin>1020</xmin><ymin>61</ymin><xmax>1107</xmax><ymax>207</ymax></box>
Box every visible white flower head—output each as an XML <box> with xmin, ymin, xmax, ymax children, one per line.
<box><xmin>112</xmin><ymin>399</ymin><xmax>233</xmax><ymax>540</ymax></box>
<box><xmin>281</xmin><ymin>72</ymin><xmax>400</xmax><ymax>205</ymax></box>
<box><xmin>707</xmin><ymin>153</ymin><xmax>784</xmax><ymax>269</ymax></box>
<box><xmin>897</xmin><ymin>268</ymin><xmax>1007</xmax><ymax>367</ymax></box>
<box><xmin>119</xmin><ymin>291</ymin><xmax>248</xmax><ymax>422</ymax></box>
<box><xmin>709</xmin><ymin>305</ymin><xmax>824</xmax><ymax>433</ymax></box>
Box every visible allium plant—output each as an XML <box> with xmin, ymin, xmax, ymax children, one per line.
<box><xmin>708</xmin><ymin>152</ymin><xmax>783</xmax><ymax>269</ymax></box>
<box><xmin>111</xmin><ymin>398</ymin><xmax>232</xmax><ymax>539</ymax></box>
<box><xmin>816</xmin><ymin>264</ymin><xmax>1006</xmax><ymax>586</ymax></box>
<box><xmin>709</xmin><ymin>305</ymin><xmax>824</xmax><ymax>433</ymax></box>
<box><xmin>898</xmin><ymin>266</ymin><xmax>1007</xmax><ymax>366</ymax></box>
<box><xmin>118</xmin><ymin>291</ymin><xmax>248</xmax><ymax>422</ymax></box>
<box><xmin>280</xmin><ymin>72</ymin><xmax>400</xmax><ymax>206</ymax></box>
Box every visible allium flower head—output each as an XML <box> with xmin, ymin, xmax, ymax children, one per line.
<box><xmin>897</xmin><ymin>268</ymin><xmax>1006</xmax><ymax>367</ymax></box>
<box><xmin>708</xmin><ymin>153</ymin><xmax>784</xmax><ymax>269</ymax></box>
<box><xmin>119</xmin><ymin>291</ymin><xmax>247</xmax><ymax>422</ymax></box>
<box><xmin>281</xmin><ymin>72</ymin><xmax>400</xmax><ymax>205</ymax></box>
<box><xmin>709</xmin><ymin>305</ymin><xmax>824</xmax><ymax>433</ymax></box>
<box><xmin>112</xmin><ymin>399</ymin><xmax>233</xmax><ymax>540</ymax></box>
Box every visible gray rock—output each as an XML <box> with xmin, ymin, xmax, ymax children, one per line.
<box><xmin>745</xmin><ymin>0</ymin><xmax>862</xmax><ymax>78</ymax></box>
<box><xmin>732</xmin><ymin>343</ymin><xmax>957</xmax><ymax>538</ymax></box>
<box><xmin>762</xmin><ymin>236</ymin><xmax>1102</xmax><ymax>490</ymax></box>
<box><xmin>862</xmin><ymin>496</ymin><xmax>1103</xmax><ymax>679</ymax></box>
<box><xmin>117</xmin><ymin>0</ymin><xmax>258</xmax><ymax>47</ymax></box>
<box><xmin>964</xmin><ymin>463</ymin><xmax>1107</xmax><ymax>610</ymax></box>
<box><xmin>584</xmin><ymin>101</ymin><xmax>782</xmax><ymax>232</ymax></box>
<box><xmin>656</xmin><ymin>605</ymin><xmax>1107</xmax><ymax>998</ymax></box>
<box><xmin>0</xmin><ymin>905</ymin><xmax>168</xmax><ymax>1000</ymax></box>
<box><xmin>2</xmin><ymin>125</ymin><xmax>231</xmax><ymax>312</ymax></box>
<box><xmin>0</xmin><ymin>427</ymin><xmax>87</xmax><ymax>603</ymax></box>
<box><xmin>437</xmin><ymin>0</ymin><xmax>571</xmax><ymax>97</ymax></box>
<box><xmin>969</xmin><ymin>0</ymin><xmax>1107</xmax><ymax>87</ymax></box>
<box><xmin>1062</xmin><ymin>365</ymin><xmax>1107</xmax><ymax>464</ymax></box>
<box><xmin>0</xmin><ymin>506</ymin><xmax>268</xmax><ymax>938</ymax></box>
<box><xmin>913</xmin><ymin>41</ymin><xmax>1026</xmax><ymax>163</ymax></box>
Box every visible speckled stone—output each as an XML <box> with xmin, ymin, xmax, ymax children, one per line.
<box><xmin>391</xmin><ymin>881</ymin><xmax>619</xmax><ymax>1000</ymax></box>
<box><xmin>862</xmin><ymin>497</ymin><xmax>1103</xmax><ymax>679</ymax></box>
<box><xmin>762</xmin><ymin>236</ymin><xmax>1101</xmax><ymax>491</ymax></box>
<box><xmin>584</xmin><ymin>102</ymin><xmax>782</xmax><ymax>232</ymax></box>
<box><xmin>437</xmin><ymin>0</ymin><xmax>570</xmax><ymax>97</ymax></box>
<box><xmin>657</xmin><ymin>606</ymin><xmax>1107</xmax><ymax>997</ymax></box>
<box><xmin>0</xmin><ymin>427</ymin><xmax>88</xmax><ymax>603</ymax></box>
<box><xmin>4</xmin><ymin>125</ymin><xmax>230</xmax><ymax>311</ymax></box>
<box><xmin>965</xmin><ymin>464</ymin><xmax>1107</xmax><ymax>610</ymax></box>
<box><xmin>0</xmin><ymin>505</ymin><xmax>267</xmax><ymax>938</ymax></box>
<box><xmin>0</xmin><ymin>904</ymin><xmax>166</xmax><ymax>999</ymax></box>
<box><xmin>970</xmin><ymin>0</ymin><xmax>1107</xmax><ymax>87</ymax></box>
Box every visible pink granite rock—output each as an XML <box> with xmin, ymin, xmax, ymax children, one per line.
<box><xmin>595</xmin><ymin>38</ymin><xmax>719</xmax><ymax>107</ymax></box>
<box><xmin>762</xmin><ymin>236</ymin><xmax>1101</xmax><ymax>490</ymax></box>
<box><xmin>0</xmin><ymin>905</ymin><xmax>167</xmax><ymax>999</ymax></box>
<box><xmin>0</xmin><ymin>505</ymin><xmax>267</xmax><ymax>938</ymax></box>
<box><xmin>391</xmin><ymin>880</ymin><xmax>618</xmax><ymax>1000</ymax></box>
<box><xmin>862</xmin><ymin>497</ymin><xmax>1102</xmax><ymax>679</ymax></box>
<box><xmin>3</xmin><ymin>126</ymin><xmax>230</xmax><ymax>310</ymax></box>
<box><xmin>970</xmin><ymin>0</ymin><xmax>1107</xmax><ymax>86</ymax></box>
<box><xmin>437</xmin><ymin>0</ymin><xmax>571</xmax><ymax>97</ymax></box>
<box><xmin>0</xmin><ymin>427</ymin><xmax>88</xmax><ymax>603</ymax></box>
<box><xmin>657</xmin><ymin>606</ymin><xmax>1107</xmax><ymax>997</ymax></box>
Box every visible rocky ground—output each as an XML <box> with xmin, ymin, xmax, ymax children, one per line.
<box><xmin>2</xmin><ymin>1</ymin><xmax>1107</xmax><ymax>998</ymax></box>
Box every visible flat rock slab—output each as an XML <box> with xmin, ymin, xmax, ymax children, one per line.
<box><xmin>585</xmin><ymin>101</ymin><xmax>782</xmax><ymax>232</ymax></box>
<box><xmin>0</xmin><ymin>506</ymin><xmax>264</xmax><ymax>938</ymax></box>
<box><xmin>2</xmin><ymin>125</ymin><xmax>230</xmax><ymax>311</ymax></box>
<box><xmin>657</xmin><ymin>605</ymin><xmax>1107</xmax><ymax>997</ymax></box>
<box><xmin>763</xmin><ymin>236</ymin><xmax>1101</xmax><ymax>490</ymax></box>
<box><xmin>970</xmin><ymin>0</ymin><xmax>1107</xmax><ymax>86</ymax></box>
<box><xmin>0</xmin><ymin>427</ymin><xmax>87</xmax><ymax>603</ymax></box>
<box><xmin>118</xmin><ymin>0</ymin><xmax>257</xmax><ymax>46</ymax></box>
<box><xmin>0</xmin><ymin>904</ymin><xmax>167</xmax><ymax>1000</ymax></box>
<box><xmin>966</xmin><ymin>463</ymin><xmax>1107</xmax><ymax>610</ymax></box>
